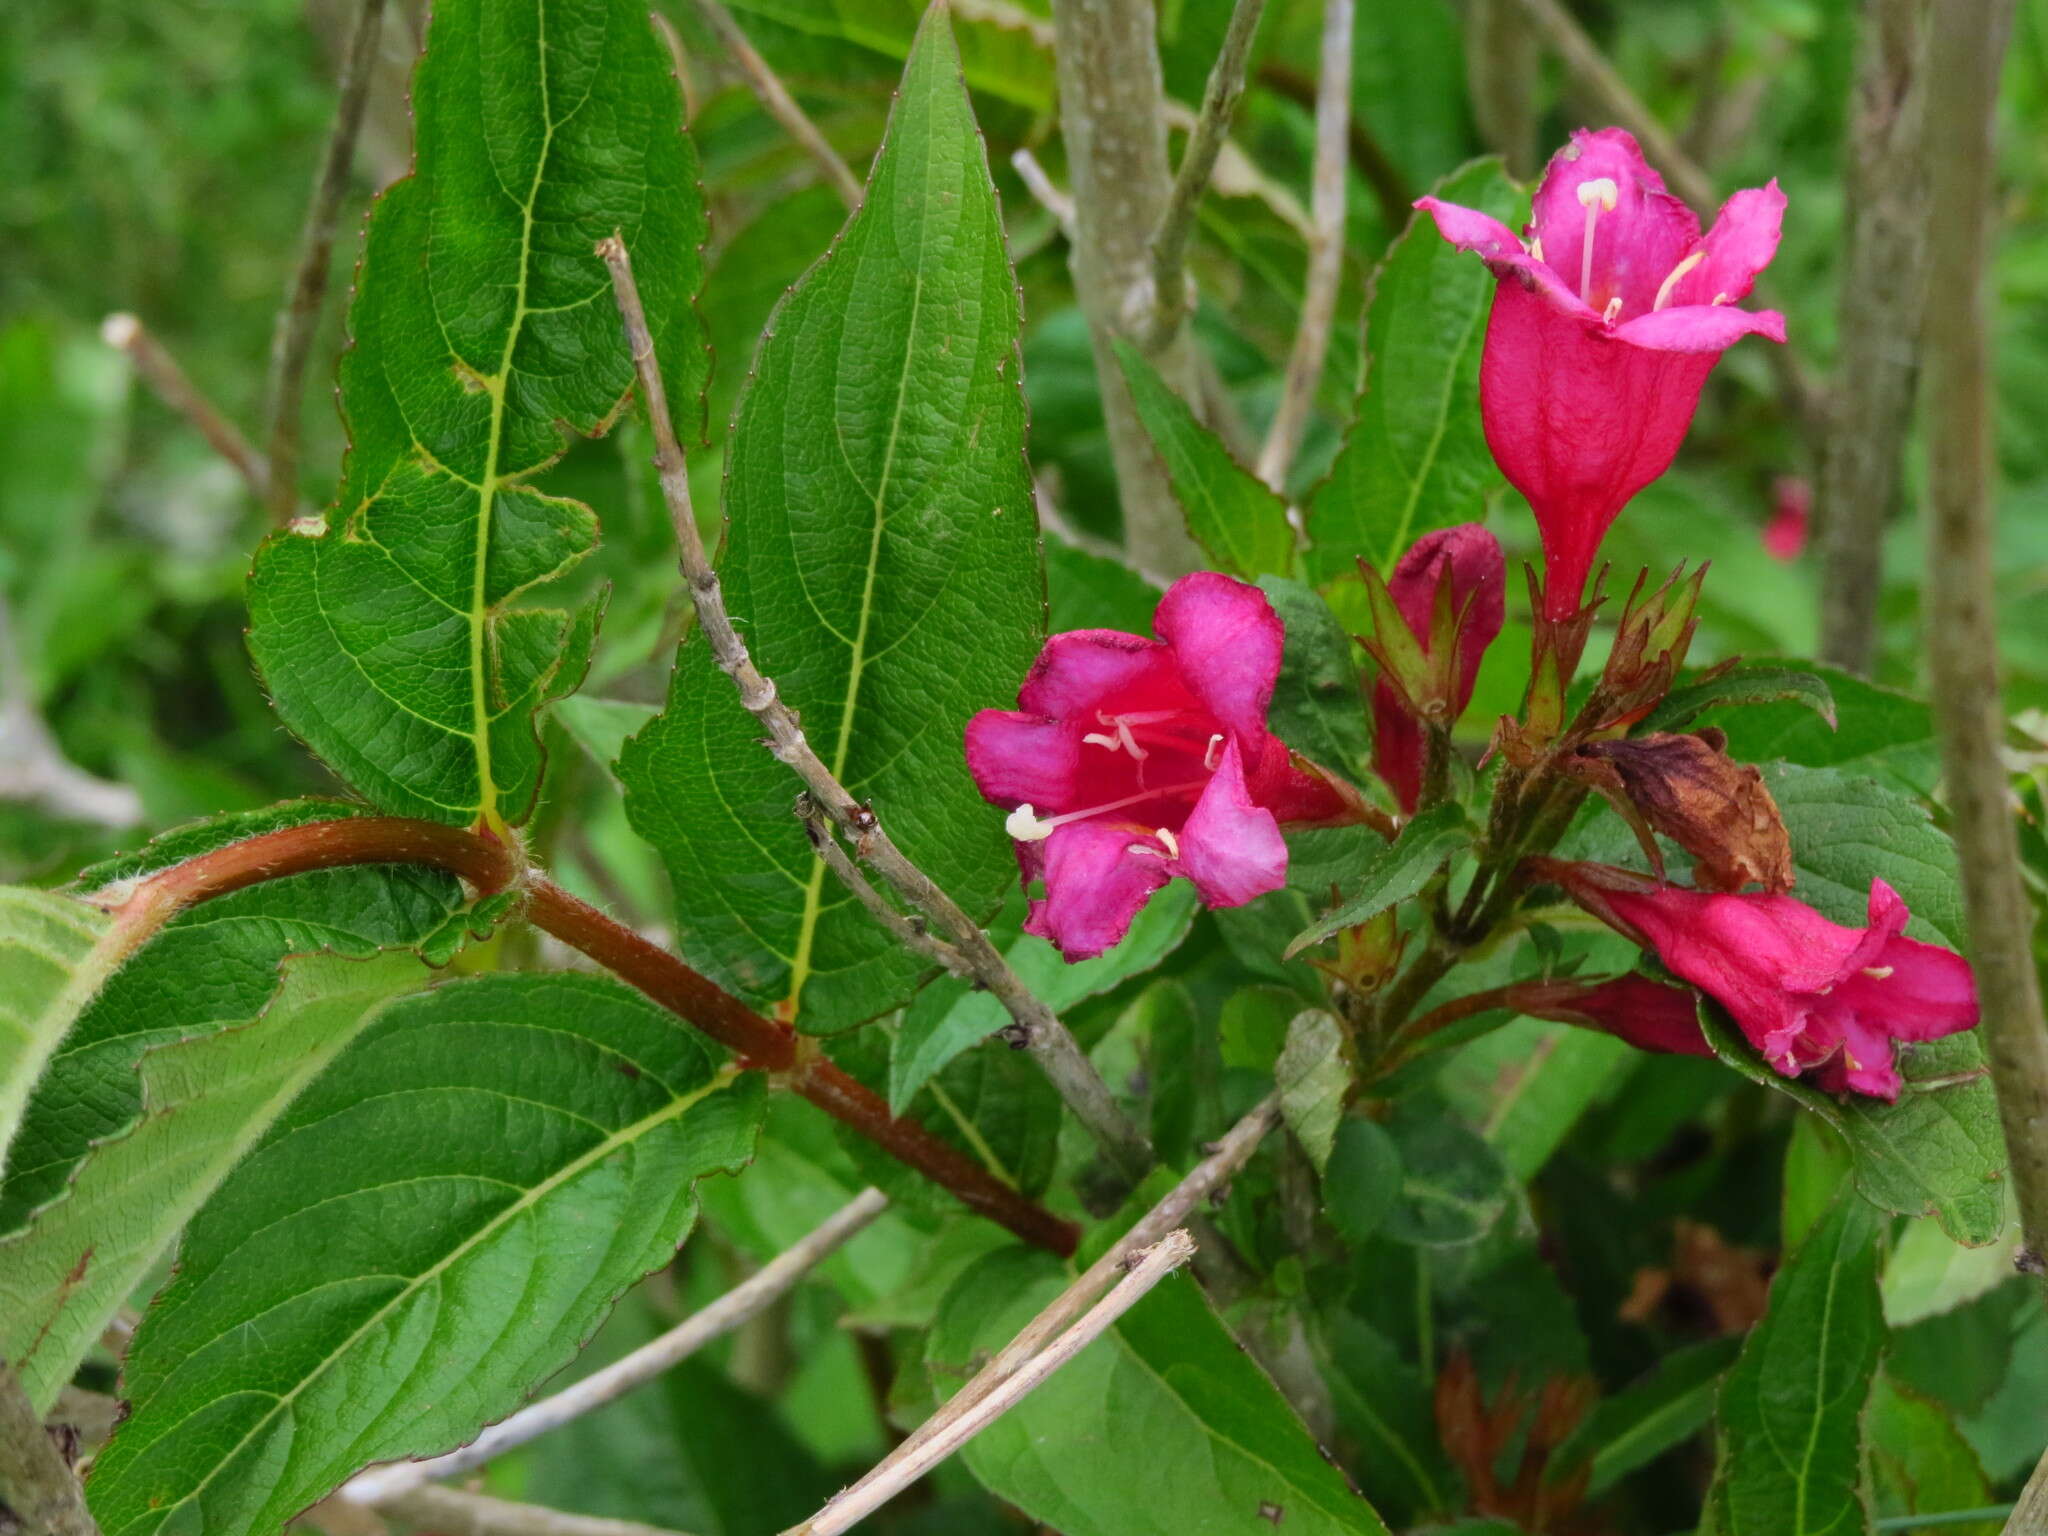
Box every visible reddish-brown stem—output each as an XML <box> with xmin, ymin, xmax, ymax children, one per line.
<box><xmin>86</xmin><ymin>817</ymin><xmax>1077</xmax><ymax>1257</ymax></box>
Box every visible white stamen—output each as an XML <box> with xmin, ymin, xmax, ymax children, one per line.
<box><xmin>1007</xmin><ymin>804</ymin><xmax>1055</xmax><ymax>842</ymax></box>
<box><xmin>1082</xmin><ymin>732</ymin><xmax>1121</xmax><ymax>753</ymax></box>
<box><xmin>1602</xmin><ymin>296</ymin><xmax>1624</xmax><ymax>325</ymax></box>
<box><xmin>1711</xmin><ymin>291</ymin><xmax>1731</xmax><ymax>306</ymax></box>
<box><xmin>1154</xmin><ymin>827</ymin><xmax>1181</xmax><ymax>859</ymax></box>
<box><xmin>1117</xmin><ymin>719</ymin><xmax>1147</xmax><ymax>760</ymax></box>
<box><xmin>1204</xmin><ymin>733</ymin><xmax>1224</xmax><ymax>771</ymax></box>
<box><xmin>1576</xmin><ymin>177</ymin><xmax>1619</xmax><ymax>306</ymax></box>
<box><xmin>1862</xmin><ymin>965</ymin><xmax>1894</xmax><ymax>981</ymax></box>
<box><xmin>1653</xmin><ymin>250</ymin><xmax>1705</xmax><ymax>312</ymax></box>
<box><xmin>1528</xmin><ymin>236</ymin><xmax>1544</xmax><ymax>264</ymax></box>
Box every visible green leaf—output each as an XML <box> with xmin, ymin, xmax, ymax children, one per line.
<box><xmin>713</xmin><ymin>0</ymin><xmax>1055</xmax><ymax>112</ymax></box>
<box><xmin>1642</xmin><ymin>664</ymin><xmax>1838</xmax><ymax>735</ymax></box>
<box><xmin>1046</xmin><ymin>531</ymin><xmax>1161</xmax><ymax>634</ymax></box>
<box><xmin>1865</xmin><ymin>1375</ymin><xmax>2001</xmax><ymax>1536</ymax></box>
<box><xmin>553</xmin><ymin>695</ymin><xmax>659</xmax><ymax>776</ymax></box>
<box><xmin>618</xmin><ymin>10</ymin><xmax>1040</xmax><ymax>1030</ymax></box>
<box><xmin>0</xmin><ymin>886</ymin><xmax>109</xmax><ymax>1179</ymax></box>
<box><xmin>1703</xmin><ymin>665</ymin><xmax>1939</xmax><ymax>800</ymax></box>
<box><xmin>929</xmin><ymin>1246</ymin><xmax>1392</xmax><ymax>1535</ymax></box>
<box><xmin>1707</xmin><ymin>1189</ymin><xmax>1884</xmax><ymax>1536</ymax></box>
<box><xmin>1767</xmin><ymin>763</ymin><xmax>1965</xmax><ymax>947</ymax></box>
<box><xmin>1276</xmin><ymin>1009</ymin><xmax>1348</xmax><ymax>1173</ymax></box>
<box><xmin>891</xmin><ymin>883</ymin><xmax>1198</xmax><ymax>1114</ymax></box>
<box><xmin>1285</xmin><ymin>803</ymin><xmax>1467</xmax><ymax>959</ymax></box>
<box><xmin>1116</xmin><ymin>340</ymin><xmax>1295</xmax><ymax>580</ymax></box>
<box><xmin>1471</xmin><ymin>1020</ymin><xmax>1634</xmax><ymax>1182</ymax></box>
<box><xmin>88</xmin><ymin>973</ymin><xmax>764</xmax><ymax>1536</ymax></box>
<box><xmin>1306</xmin><ymin>160</ymin><xmax>1522</xmax><ymax>579</ymax></box>
<box><xmin>1697</xmin><ymin>1002</ymin><xmax>2005</xmax><ymax>1247</ymax></box>
<box><xmin>246</xmin><ymin>0</ymin><xmax>706</xmax><ymax>830</ymax></box>
<box><xmin>1323</xmin><ymin>1116</ymin><xmax>1401</xmax><ymax>1246</ymax></box>
<box><xmin>1883</xmin><ymin>1195</ymin><xmax>2021</xmax><ymax>1327</ymax></box>
<box><xmin>1</xmin><ymin>809</ymin><xmax>470</xmax><ymax>1410</ymax></box>
<box><xmin>1259</xmin><ymin>575</ymin><xmax>1371</xmax><ymax>780</ymax></box>
<box><xmin>1380</xmin><ymin>1107</ymin><xmax>1510</xmax><ymax>1247</ymax></box>
<box><xmin>1552</xmin><ymin>1335</ymin><xmax>1739</xmax><ymax>1495</ymax></box>
<box><xmin>1318</xmin><ymin>1314</ymin><xmax>1455</xmax><ymax>1527</ymax></box>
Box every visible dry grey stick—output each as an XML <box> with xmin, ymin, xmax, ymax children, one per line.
<box><xmin>1255</xmin><ymin>0</ymin><xmax>1352</xmax><ymax>492</ymax></box>
<box><xmin>343</xmin><ymin>1189</ymin><xmax>889</xmax><ymax>1505</ymax></box>
<box><xmin>0</xmin><ymin>1364</ymin><xmax>99</xmax><ymax>1536</ymax></box>
<box><xmin>1921</xmin><ymin>0</ymin><xmax>2048</xmax><ymax>1281</ymax></box>
<box><xmin>101</xmin><ymin>314</ymin><xmax>269</xmax><ymax>499</ymax></box>
<box><xmin>0</xmin><ymin>595</ymin><xmax>141</xmax><ymax>829</ymax></box>
<box><xmin>1466</xmin><ymin>0</ymin><xmax>1540</xmax><ymax>178</ymax></box>
<box><xmin>263</xmin><ymin>0</ymin><xmax>386</xmax><ymax>522</ymax></box>
<box><xmin>1818</xmin><ymin>0</ymin><xmax>1931</xmax><ymax>674</ymax></box>
<box><xmin>693</xmin><ymin>0</ymin><xmax>862</xmax><ymax>211</ymax></box>
<box><xmin>375</xmin><ymin>1486</ymin><xmax>697</xmax><ymax>1536</ymax></box>
<box><xmin>1146</xmin><ymin>0</ymin><xmax>1268</xmax><ymax>351</ymax></box>
<box><xmin>788</xmin><ymin>1231</ymin><xmax>1198</xmax><ymax>1536</ymax></box>
<box><xmin>830</xmin><ymin>1091</ymin><xmax>1280</xmax><ymax>1508</ymax></box>
<box><xmin>1009</xmin><ymin>148</ymin><xmax>1076</xmax><ymax>238</ymax></box>
<box><xmin>596</xmin><ymin>235</ymin><xmax>1155</xmax><ymax>1183</ymax></box>
<box><xmin>1049</xmin><ymin>0</ymin><xmax>1203</xmax><ymax>575</ymax></box>
<box><xmin>796</xmin><ymin>801</ymin><xmax>972</xmax><ymax>980</ymax></box>
<box><xmin>1509</xmin><ymin>0</ymin><xmax>1829</xmax><ymax>438</ymax></box>
<box><xmin>2009</xmin><ymin>1446</ymin><xmax>2048</xmax><ymax>1536</ymax></box>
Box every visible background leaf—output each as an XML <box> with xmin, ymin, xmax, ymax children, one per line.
<box><xmin>929</xmin><ymin>1245</ymin><xmax>1392</xmax><ymax>1535</ymax></box>
<box><xmin>1118</xmin><ymin>339</ymin><xmax>1295</xmax><ymax>580</ymax></box>
<box><xmin>619</xmin><ymin>10</ymin><xmax>1041</xmax><ymax>1030</ymax></box>
<box><xmin>0</xmin><ymin>886</ymin><xmax>109</xmax><ymax>1176</ymax></box>
<box><xmin>1277</xmin><ymin>1008</ymin><xmax>1348</xmax><ymax>1172</ymax></box>
<box><xmin>246</xmin><ymin>0</ymin><xmax>706</xmax><ymax>830</ymax></box>
<box><xmin>1707</xmin><ymin>1189</ymin><xmax>1883</xmax><ymax>1536</ymax></box>
<box><xmin>88</xmin><ymin>972</ymin><xmax>764</xmax><ymax>1536</ymax></box>
<box><xmin>1306</xmin><ymin>159</ymin><xmax>1522</xmax><ymax>580</ymax></box>
<box><xmin>1286</xmin><ymin>803</ymin><xmax>1467</xmax><ymax>958</ymax></box>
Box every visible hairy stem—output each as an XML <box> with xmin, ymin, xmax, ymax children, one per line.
<box><xmin>264</xmin><ymin>0</ymin><xmax>386</xmax><ymax>522</ymax></box>
<box><xmin>1818</xmin><ymin>0</ymin><xmax>1932</xmax><ymax>674</ymax></box>
<box><xmin>1146</xmin><ymin>0</ymin><xmax>1268</xmax><ymax>351</ymax></box>
<box><xmin>1049</xmin><ymin>0</ymin><xmax>1203</xmax><ymax>573</ymax></box>
<box><xmin>597</xmin><ymin>234</ymin><xmax>1155</xmax><ymax>1186</ymax></box>
<box><xmin>1921</xmin><ymin>0</ymin><xmax>2048</xmax><ymax>1278</ymax></box>
<box><xmin>1255</xmin><ymin>0</ymin><xmax>1353</xmax><ymax>492</ymax></box>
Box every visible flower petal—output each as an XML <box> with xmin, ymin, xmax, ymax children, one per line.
<box><xmin>1528</xmin><ymin>127</ymin><xmax>1700</xmax><ymax>318</ymax></box>
<box><xmin>1152</xmin><ymin>572</ymin><xmax>1285</xmax><ymax>751</ymax></box>
<box><xmin>1611</xmin><ymin>303</ymin><xmax>1787</xmax><ymax>354</ymax></box>
<box><xmin>1414</xmin><ymin>196</ymin><xmax>1527</xmax><ymax>259</ymax></box>
<box><xmin>1174</xmin><ymin>735</ymin><xmax>1288</xmax><ymax>908</ymax></box>
<box><xmin>1022</xmin><ymin>820</ymin><xmax>1173</xmax><ymax>961</ymax></box>
<box><xmin>1015</xmin><ymin>629</ymin><xmax>1183</xmax><ymax>719</ymax></box>
<box><xmin>1835</xmin><ymin>1017</ymin><xmax>1904</xmax><ymax>1101</ymax></box>
<box><xmin>1669</xmin><ymin>182</ymin><xmax>1787</xmax><ymax>310</ymax></box>
<box><xmin>964</xmin><ymin>710</ymin><xmax>1080</xmax><ymax>811</ymax></box>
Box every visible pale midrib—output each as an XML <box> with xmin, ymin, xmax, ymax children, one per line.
<box><xmin>783</xmin><ymin>128</ymin><xmax>939</xmax><ymax>1015</ymax></box>
<box><xmin>127</xmin><ymin>1068</ymin><xmax>734</xmax><ymax>1532</ymax></box>
<box><xmin>467</xmin><ymin>1</ymin><xmax>557</xmax><ymax>835</ymax></box>
<box><xmin>1789</xmin><ymin>1244</ymin><xmax>1844</xmax><ymax>1535</ymax></box>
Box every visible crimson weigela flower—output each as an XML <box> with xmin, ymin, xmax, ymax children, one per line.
<box><xmin>1417</xmin><ymin>127</ymin><xmax>1787</xmax><ymax>620</ymax></box>
<box><xmin>1536</xmin><ymin>860</ymin><xmax>1978</xmax><ymax>1100</ymax></box>
<box><xmin>966</xmin><ymin>573</ymin><xmax>1347</xmax><ymax>960</ymax></box>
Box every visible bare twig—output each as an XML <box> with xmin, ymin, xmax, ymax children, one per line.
<box><xmin>1255</xmin><ymin>0</ymin><xmax>1352</xmax><ymax>491</ymax></box>
<box><xmin>1819</xmin><ymin>0</ymin><xmax>1932</xmax><ymax>673</ymax></box>
<box><xmin>788</xmin><ymin>1231</ymin><xmax>1199</xmax><ymax>1536</ymax></box>
<box><xmin>1466</xmin><ymin>0</ymin><xmax>1540</xmax><ymax>178</ymax></box>
<box><xmin>1146</xmin><ymin>0</ymin><xmax>1268</xmax><ymax>351</ymax></box>
<box><xmin>0</xmin><ymin>1364</ymin><xmax>99</xmax><ymax>1536</ymax></box>
<box><xmin>692</xmin><ymin>0</ymin><xmax>862</xmax><ymax>210</ymax></box>
<box><xmin>0</xmin><ymin>595</ymin><xmax>141</xmax><ymax>829</ymax></box>
<box><xmin>1922</xmin><ymin>0</ymin><xmax>2048</xmax><ymax>1281</ymax></box>
<box><xmin>1508</xmin><ymin>0</ymin><xmax>1829</xmax><ymax>438</ymax></box>
<box><xmin>101</xmin><ymin>313</ymin><xmax>269</xmax><ymax>498</ymax></box>
<box><xmin>1253</xmin><ymin>61</ymin><xmax>1412</xmax><ymax>232</ymax></box>
<box><xmin>373</xmin><ymin>1485</ymin><xmax>697</xmax><ymax>1536</ymax></box>
<box><xmin>2010</xmin><ymin>1447</ymin><xmax>2048</xmax><ymax>1535</ymax></box>
<box><xmin>834</xmin><ymin>1091</ymin><xmax>1280</xmax><ymax>1505</ymax></box>
<box><xmin>1050</xmin><ymin>0</ymin><xmax>1203</xmax><ymax>574</ymax></box>
<box><xmin>1009</xmin><ymin>147</ymin><xmax>1076</xmax><ymax>237</ymax></box>
<box><xmin>650</xmin><ymin>13</ymin><xmax>701</xmax><ymax>125</ymax></box>
<box><xmin>344</xmin><ymin>1189</ymin><xmax>889</xmax><ymax>1504</ymax></box>
<box><xmin>263</xmin><ymin>0</ymin><xmax>386</xmax><ymax>521</ymax></box>
<box><xmin>796</xmin><ymin>800</ymin><xmax>972</xmax><ymax>979</ymax></box>
<box><xmin>597</xmin><ymin>236</ymin><xmax>1155</xmax><ymax>1184</ymax></box>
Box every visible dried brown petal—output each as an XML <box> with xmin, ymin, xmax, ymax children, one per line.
<box><xmin>1572</xmin><ymin>730</ymin><xmax>1794</xmax><ymax>893</ymax></box>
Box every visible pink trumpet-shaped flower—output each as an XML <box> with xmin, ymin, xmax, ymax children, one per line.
<box><xmin>966</xmin><ymin>573</ymin><xmax>1348</xmax><ymax>960</ymax></box>
<box><xmin>1535</xmin><ymin>860</ymin><xmax>1978</xmax><ymax>1100</ymax></box>
<box><xmin>1417</xmin><ymin>128</ymin><xmax>1787</xmax><ymax>621</ymax></box>
<box><xmin>1518</xmin><ymin>973</ymin><xmax>1718</xmax><ymax>1060</ymax></box>
<box><xmin>1372</xmin><ymin>524</ymin><xmax>1506</xmax><ymax>811</ymax></box>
